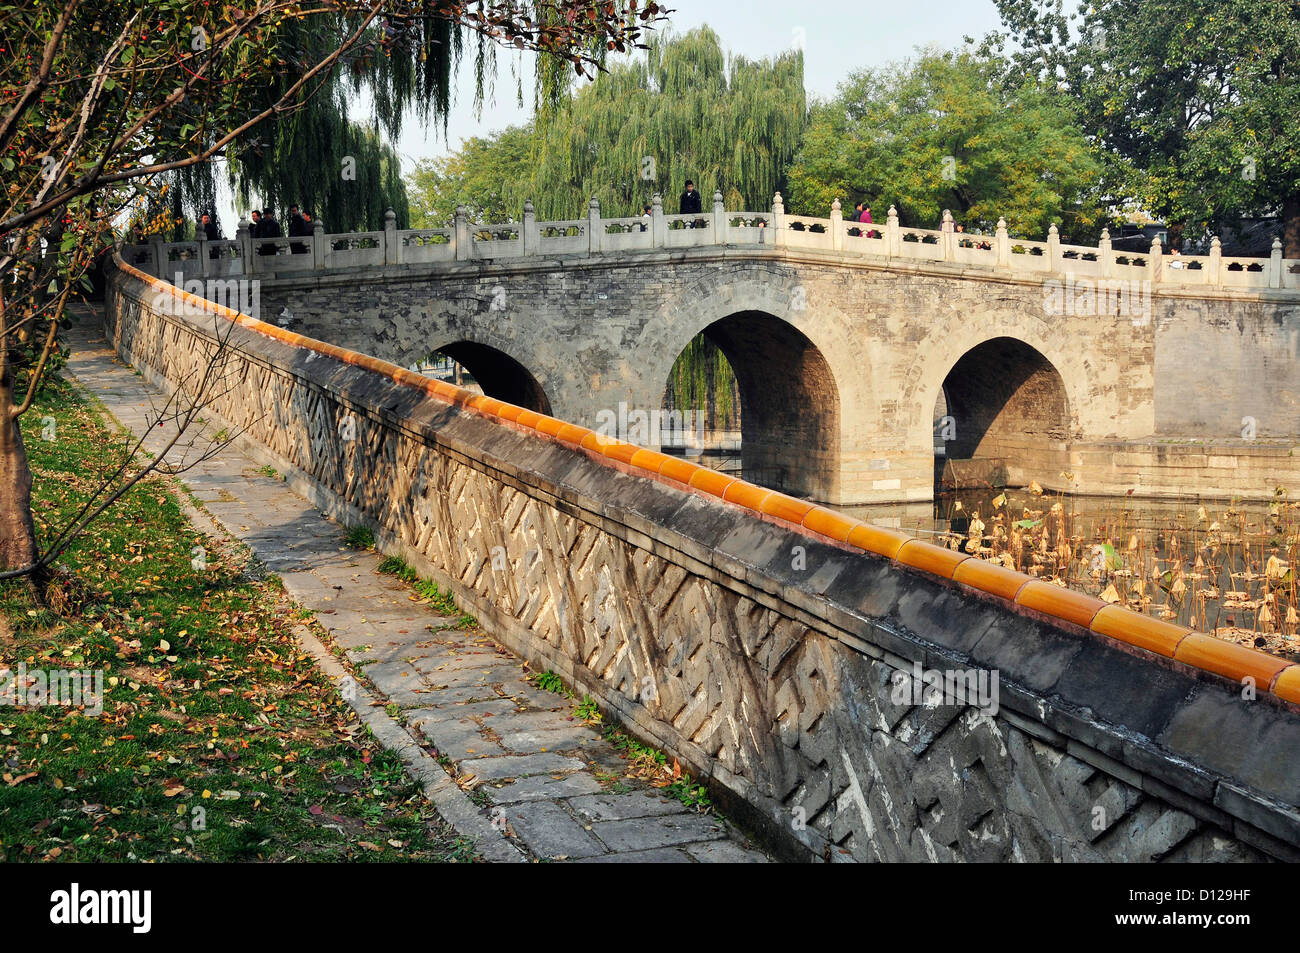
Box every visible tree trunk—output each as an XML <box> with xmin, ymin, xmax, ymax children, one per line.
<box><xmin>1283</xmin><ymin>192</ymin><xmax>1300</xmax><ymax>261</ymax></box>
<box><xmin>1167</xmin><ymin>221</ymin><xmax>1184</xmax><ymax>253</ymax></box>
<box><xmin>0</xmin><ymin>366</ymin><xmax>38</xmax><ymax>574</ymax></box>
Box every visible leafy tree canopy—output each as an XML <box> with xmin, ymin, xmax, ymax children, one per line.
<box><xmin>981</xmin><ymin>0</ymin><xmax>1300</xmax><ymax>252</ymax></box>
<box><xmin>785</xmin><ymin>49</ymin><xmax>1106</xmax><ymax>239</ymax></box>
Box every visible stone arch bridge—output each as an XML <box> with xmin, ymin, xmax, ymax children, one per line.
<box><xmin>141</xmin><ymin>199</ymin><xmax>1300</xmax><ymax>505</ymax></box>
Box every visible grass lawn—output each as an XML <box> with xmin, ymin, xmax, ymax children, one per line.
<box><xmin>0</xmin><ymin>375</ymin><xmax>476</xmax><ymax>862</ymax></box>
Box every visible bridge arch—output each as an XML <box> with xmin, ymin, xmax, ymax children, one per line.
<box><xmin>911</xmin><ymin>319</ymin><xmax>1083</xmax><ymax>489</ymax></box>
<box><xmin>661</xmin><ymin>311</ymin><xmax>841</xmax><ymax>499</ymax></box>
<box><xmin>423</xmin><ymin>340</ymin><xmax>553</xmax><ymax>416</ymax></box>
<box><xmin>934</xmin><ymin>337</ymin><xmax>1072</xmax><ymax>486</ymax></box>
<box><xmin>637</xmin><ymin>266</ymin><xmax>875</xmax><ymax>503</ymax></box>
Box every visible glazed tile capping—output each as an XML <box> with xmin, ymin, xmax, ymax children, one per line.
<box><xmin>121</xmin><ymin>256</ymin><xmax>1300</xmax><ymax>705</ymax></box>
<box><xmin>131</xmin><ymin>197</ymin><xmax>1300</xmax><ymax>294</ymax></box>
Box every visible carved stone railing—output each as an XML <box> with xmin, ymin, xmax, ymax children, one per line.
<box><xmin>128</xmin><ymin>194</ymin><xmax>1300</xmax><ymax>293</ymax></box>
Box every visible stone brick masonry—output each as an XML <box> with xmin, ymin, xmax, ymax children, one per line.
<box><xmin>107</xmin><ymin>260</ymin><xmax>1300</xmax><ymax>862</ymax></box>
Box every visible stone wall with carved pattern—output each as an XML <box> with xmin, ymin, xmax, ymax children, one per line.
<box><xmin>105</xmin><ymin>262</ymin><xmax>1300</xmax><ymax>862</ymax></box>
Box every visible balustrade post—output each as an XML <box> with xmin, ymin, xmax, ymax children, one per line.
<box><xmin>1207</xmin><ymin>235</ymin><xmax>1222</xmax><ymax>286</ymax></box>
<box><xmin>772</xmin><ymin>192</ymin><xmax>786</xmax><ymax>248</ymax></box>
<box><xmin>311</xmin><ymin>220</ymin><xmax>326</xmax><ymax>269</ymax></box>
<box><xmin>1047</xmin><ymin>223</ymin><xmax>1061</xmax><ymax>273</ymax></box>
<box><xmin>1270</xmin><ymin>237</ymin><xmax>1283</xmax><ymax>288</ymax></box>
<box><xmin>830</xmin><ymin>199</ymin><xmax>844</xmax><ymax>252</ymax></box>
<box><xmin>1098</xmin><ymin>227</ymin><xmax>1113</xmax><ymax>278</ymax></box>
<box><xmin>994</xmin><ymin>217</ymin><xmax>1009</xmax><ymax>269</ymax></box>
<box><xmin>383</xmin><ymin>207</ymin><xmax>399</xmax><ymax>266</ymax></box>
<box><xmin>941</xmin><ymin>209</ymin><xmax>955</xmax><ymax>261</ymax></box>
<box><xmin>1149</xmin><ymin>234</ymin><xmax>1163</xmax><ymax>284</ymax></box>
<box><xmin>523</xmin><ymin>200</ymin><xmax>538</xmax><ymax>255</ymax></box>
<box><xmin>588</xmin><ymin>197</ymin><xmax>602</xmax><ymax>254</ymax></box>
<box><xmin>234</xmin><ymin>219</ymin><xmax>253</xmax><ymax>276</ymax></box>
<box><xmin>149</xmin><ymin>237</ymin><xmax>167</xmax><ymax>277</ymax></box>
<box><xmin>454</xmin><ymin>205</ymin><xmax>470</xmax><ymax>261</ymax></box>
<box><xmin>888</xmin><ymin>205</ymin><xmax>901</xmax><ymax>258</ymax></box>
<box><xmin>197</xmin><ymin>234</ymin><xmax>210</xmax><ymax>278</ymax></box>
<box><xmin>651</xmin><ymin>193</ymin><xmax>666</xmax><ymax>248</ymax></box>
<box><xmin>713</xmin><ymin>190</ymin><xmax>727</xmax><ymax>245</ymax></box>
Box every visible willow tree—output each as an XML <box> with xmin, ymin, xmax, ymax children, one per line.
<box><xmin>664</xmin><ymin>335</ymin><xmax>738</xmax><ymax>433</ymax></box>
<box><xmin>527</xmin><ymin>25</ymin><xmax>806</xmax><ymax>218</ymax></box>
<box><xmin>161</xmin><ymin>4</ymin><xmax>667</xmax><ymax>233</ymax></box>
<box><xmin>0</xmin><ymin>0</ymin><xmax>666</xmax><ymax>579</ymax></box>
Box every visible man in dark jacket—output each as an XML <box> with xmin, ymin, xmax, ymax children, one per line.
<box><xmin>680</xmin><ymin>181</ymin><xmax>702</xmax><ymax>218</ymax></box>
<box><xmin>288</xmin><ymin>204</ymin><xmax>309</xmax><ymax>254</ymax></box>
<box><xmin>250</xmin><ymin>209</ymin><xmax>262</xmax><ymax>239</ymax></box>
<box><xmin>199</xmin><ymin>213</ymin><xmax>221</xmax><ymax>258</ymax></box>
<box><xmin>257</xmin><ymin>209</ymin><xmax>282</xmax><ymax>256</ymax></box>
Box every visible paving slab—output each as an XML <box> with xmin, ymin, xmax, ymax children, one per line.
<box><xmin>590</xmin><ymin>813</ymin><xmax>729</xmax><ymax>852</ymax></box>
<box><xmin>488</xmin><ymin>774</ymin><xmax>606</xmax><ymax>804</ymax></box>
<box><xmin>574</xmin><ymin>847</ymin><xmax>694</xmax><ymax>863</ymax></box>
<box><xmin>504</xmin><ymin>801</ymin><xmax>608</xmax><ymax>860</ymax></box>
<box><xmin>457</xmin><ymin>752</ymin><xmax>589</xmax><ymax>781</ymax></box>
<box><xmin>567</xmin><ymin>792</ymin><xmax>688</xmax><ymax>822</ymax></box>
<box><xmin>499</xmin><ymin>727</ymin><xmax>604</xmax><ymax>753</ymax></box>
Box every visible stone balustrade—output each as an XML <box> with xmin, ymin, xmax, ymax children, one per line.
<box><xmin>127</xmin><ymin>193</ymin><xmax>1300</xmax><ymax>293</ymax></box>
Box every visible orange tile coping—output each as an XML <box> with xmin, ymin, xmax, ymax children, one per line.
<box><xmin>1016</xmin><ymin>581</ymin><xmax>1107</xmax><ymax>630</ymax></box>
<box><xmin>1273</xmin><ymin>666</ymin><xmax>1300</xmax><ymax>705</ymax></box>
<box><xmin>896</xmin><ymin>540</ymin><xmax>970</xmax><ymax>580</ymax></box>
<box><xmin>119</xmin><ymin>256</ymin><xmax>1300</xmax><ymax>702</ymax></box>
<box><xmin>952</xmin><ymin>558</ymin><xmax>1032</xmax><ymax>602</ymax></box>
<box><xmin>1174</xmin><ymin>634</ymin><xmax>1292</xmax><ymax>690</ymax></box>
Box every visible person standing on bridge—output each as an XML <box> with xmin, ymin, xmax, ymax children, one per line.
<box><xmin>680</xmin><ymin>180</ymin><xmax>703</xmax><ymax>225</ymax></box>
<box><xmin>257</xmin><ymin>208</ymin><xmax>282</xmax><ymax>256</ymax></box>
<box><xmin>250</xmin><ymin>209</ymin><xmax>263</xmax><ymax>239</ymax></box>
<box><xmin>288</xmin><ymin>204</ymin><xmax>310</xmax><ymax>254</ymax></box>
<box><xmin>199</xmin><ymin>212</ymin><xmax>220</xmax><ymax>242</ymax></box>
<box><xmin>199</xmin><ymin>212</ymin><xmax>221</xmax><ymax>259</ymax></box>
<box><xmin>860</xmin><ymin>203</ymin><xmax>876</xmax><ymax>239</ymax></box>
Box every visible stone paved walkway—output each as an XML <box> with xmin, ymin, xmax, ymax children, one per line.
<box><xmin>65</xmin><ymin>309</ymin><xmax>768</xmax><ymax>863</ymax></box>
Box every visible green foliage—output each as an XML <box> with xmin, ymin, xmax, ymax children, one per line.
<box><xmin>376</xmin><ymin>555</ymin><xmax>417</xmax><ymax>581</ymax></box>
<box><xmin>663</xmin><ymin>776</ymin><xmax>712</xmax><ymax>811</ymax></box>
<box><xmin>786</xmin><ymin>49</ymin><xmax>1106</xmax><ymax>238</ymax></box>
<box><xmin>0</xmin><ymin>380</ymin><xmax>474</xmax><ymax>861</ymax></box>
<box><xmin>405</xmin><ymin>26</ymin><xmax>808</xmax><ymax>223</ymax></box>
<box><xmin>664</xmin><ymin>333</ymin><xmax>739</xmax><ymax>432</ymax></box>
<box><xmin>574</xmin><ymin>695</ymin><xmax>601</xmax><ymax>723</ymax></box>
<box><xmin>531</xmin><ymin>25</ymin><xmax>807</xmax><ymax>219</ymax></box>
<box><xmin>529</xmin><ymin>670</ymin><xmax>570</xmax><ymax>696</ymax></box>
<box><xmin>343</xmin><ymin>525</ymin><xmax>375</xmax><ymax>549</ymax></box>
<box><xmin>406</xmin><ymin>126</ymin><xmax>538</xmax><ymax>227</ymax></box>
<box><xmin>984</xmin><ymin>0</ymin><xmax>1300</xmax><ymax>251</ymax></box>
<box><xmin>374</xmin><ymin>555</ymin><xmax>475</xmax><ymax>626</ymax></box>
<box><xmin>600</xmin><ymin>722</ymin><xmax>711</xmax><ymax>811</ymax></box>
